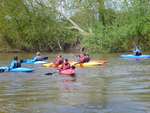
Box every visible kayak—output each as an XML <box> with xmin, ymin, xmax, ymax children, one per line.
<box><xmin>43</xmin><ymin>60</ymin><xmax>107</xmax><ymax>68</ymax></box>
<box><xmin>43</xmin><ymin>63</ymin><xmax>61</xmax><ymax>68</ymax></box>
<box><xmin>23</xmin><ymin>60</ymin><xmax>47</xmax><ymax>64</ymax></box>
<box><xmin>22</xmin><ymin>56</ymin><xmax>48</xmax><ymax>64</ymax></box>
<box><xmin>59</xmin><ymin>69</ymin><xmax>75</xmax><ymax>76</ymax></box>
<box><xmin>0</xmin><ymin>66</ymin><xmax>33</xmax><ymax>73</ymax></box>
<box><xmin>9</xmin><ymin>68</ymin><xmax>33</xmax><ymax>72</ymax></box>
<box><xmin>120</xmin><ymin>54</ymin><xmax>150</xmax><ymax>59</ymax></box>
<box><xmin>36</xmin><ymin>56</ymin><xmax>48</xmax><ymax>61</ymax></box>
<box><xmin>70</xmin><ymin>60</ymin><xmax>107</xmax><ymax>67</ymax></box>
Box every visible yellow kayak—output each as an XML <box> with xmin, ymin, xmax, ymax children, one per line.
<box><xmin>43</xmin><ymin>63</ymin><xmax>60</xmax><ymax>68</ymax></box>
<box><xmin>43</xmin><ymin>60</ymin><xmax>107</xmax><ymax>68</ymax></box>
<box><xmin>70</xmin><ymin>60</ymin><xmax>107</xmax><ymax>67</ymax></box>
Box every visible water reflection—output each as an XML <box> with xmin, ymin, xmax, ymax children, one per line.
<box><xmin>59</xmin><ymin>76</ymin><xmax>77</xmax><ymax>92</ymax></box>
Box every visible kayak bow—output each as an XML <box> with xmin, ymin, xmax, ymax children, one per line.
<box><xmin>0</xmin><ymin>66</ymin><xmax>33</xmax><ymax>73</ymax></box>
<box><xmin>59</xmin><ymin>68</ymin><xmax>75</xmax><ymax>76</ymax></box>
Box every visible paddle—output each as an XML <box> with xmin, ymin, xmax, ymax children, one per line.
<box><xmin>0</xmin><ymin>68</ymin><xmax>5</xmax><ymax>73</ymax></box>
<box><xmin>45</xmin><ymin>71</ymin><xmax>58</xmax><ymax>76</ymax></box>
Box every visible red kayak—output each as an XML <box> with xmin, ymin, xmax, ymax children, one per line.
<box><xmin>59</xmin><ymin>69</ymin><xmax>75</xmax><ymax>76</ymax></box>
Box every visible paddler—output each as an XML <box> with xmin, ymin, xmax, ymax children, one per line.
<box><xmin>33</xmin><ymin>52</ymin><xmax>43</xmax><ymax>61</ymax></box>
<box><xmin>77</xmin><ymin>53</ymin><xmax>90</xmax><ymax>63</ymax></box>
<box><xmin>59</xmin><ymin>59</ymin><xmax>71</xmax><ymax>70</ymax></box>
<box><xmin>84</xmin><ymin>54</ymin><xmax>90</xmax><ymax>62</ymax></box>
<box><xmin>54</xmin><ymin>55</ymin><xmax>64</xmax><ymax>67</ymax></box>
<box><xmin>9</xmin><ymin>56</ymin><xmax>21</xmax><ymax>69</ymax></box>
<box><xmin>133</xmin><ymin>47</ymin><xmax>142</xmax><ymax>56</ymax></box>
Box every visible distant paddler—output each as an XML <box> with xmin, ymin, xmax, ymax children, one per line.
<box><xmin>53</xmin><ymin>55</ymin><xmax>64</xmax><ymax>67</ymax></box>
<box><xmin>9</xmin><ymin>56</ymin><xmax>21</xmax><ymax>70</ymax></box>
<box><xmin>32</xmin><ymin>52</ymin><xmax>48</xmax><ymax>61</ymax></box>
<box><xmin>133</xmin><ymin>47</ymin><xmax>142</xmax><ymax>56</ymax></box>
<box><xmin>76</xmin><ymin>53</ymin><xmax>91</xmax><ymax>63</ymax></box>
<box><xmin>0</xmin><ymin>56</ymin><xmax>22</xmax><ymax>72</ymax></box>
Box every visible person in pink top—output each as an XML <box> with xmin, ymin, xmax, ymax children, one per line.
<box><xmin>54</xmin><ymin>55</ymin><xmax>64</xmax><ymax>67</ymax></box>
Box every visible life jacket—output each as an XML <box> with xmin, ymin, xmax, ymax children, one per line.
<box><xmin>55</xmin><ymin>58</ymin><xmax>63</xmax><ymax>65</ymax></box>
<box><xmin>135</xmin><ymin>51</ymin><xmax>142</xmax><ymax>56</ymax></box>
<box><xmin>34</xmin><ymin>56</ymin><xmax>43</xmax><ymax>61</ymax></box>
<box><xmin>61</xmin><ymin>62</ymin><xmax>71</xmax><ymax>70</ymax></box>
<box><xmin>79</xmin><ymin>56</ymin><xmax>86</xmax><ymax>63</ymax></box>
<box><xmin>13</xmin><ymin>61</ymin><xmax>21</xmax><ymax>68</ymax></box>
<box><xmin>134</xmin><ymin>49</ymin><xmax>142</xmax><ymax>56</ymax></box>
<box><xmin>85</xmin><ymin>56</ymin><xmax>90</xmax><ymax>62</ymax></box>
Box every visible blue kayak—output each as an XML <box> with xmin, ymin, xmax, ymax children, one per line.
<box><xmin>10</xmin><ymin>68</ymin><xmax>33</xmax><ymax>72</ymax></box>
<box><xmin>22</xmin><ymin>56</ymin><xmax>48</xmax><ymax>64</ymax></box>
<box><xmin>121</xmin><ymin>54</ymin><xmax>150</xmax><ymax>59</ymax></box>
<box><xmin>23</xmin><ymin>60</ymin><xmax>47</xmax><ymax>64</ymax></box>
<box><xmin>0</xmin><ymin>66</ymin><xmax>33</xmax><ymax>73</ymax></box>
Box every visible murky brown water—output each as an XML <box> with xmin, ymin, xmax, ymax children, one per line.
<box><xmin>0</xmin><ymin>53</ymin><xmax>150</xmax><ymax>113</ymax></box>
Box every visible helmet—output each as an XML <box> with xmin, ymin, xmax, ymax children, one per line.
<box><xmin>36</xmin><ymin>52</ymin><xmax>41</xmax><ymax>56</ymax></box>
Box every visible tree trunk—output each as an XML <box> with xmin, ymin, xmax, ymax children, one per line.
<box><xmin>57</xmin><ymin>40</ymin><xmax>63</xmax><ymax>51</ymax></box>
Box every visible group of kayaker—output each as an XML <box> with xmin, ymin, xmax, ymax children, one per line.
<box><xmin>53</xmin><ymin>53</ymin><xmax>91</xmax><ymax>71</ymax></box>
<box><xmin>8</xmin><ymin>52</ymin><xmax>91</xmax><ymax>71</ymax></box>
<box><xmin>8</xmin><ymin>52</ymin><xmax>44</xmax><ymax>70</ymax></box>
<box><xmin>7</xmin><ymin>46</ymin><xmax>142</xmax><ymax>70</ymax></box>
<box><xmin>76</xmin><ymin>53</ymin><xmax>90</xmax><ymax>63</ymax></box>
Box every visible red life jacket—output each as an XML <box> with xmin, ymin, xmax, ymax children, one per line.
<box><xmin>61</xmin><ymin>62</ymin><xmax>71</xmax><ymax>70</ymax></box>
<box><xmin>55</xmin><ymin>58</ymin><xmax>63</xmax><ymax>65</ymax></box>
<box><xmin>85</xmin><ymin>56</ymin><xmax>90</xmax><ymax>62</ymax></box>
<box><xmin>79</xmin><ymin>56</ymin><xmax>86</xmax><ymax>63</ymax></box>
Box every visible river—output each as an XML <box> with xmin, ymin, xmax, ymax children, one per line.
<box><xmin>0</xmin><ymin>53</ymin><xmax>149</xmax><ymax>113</ymax></box>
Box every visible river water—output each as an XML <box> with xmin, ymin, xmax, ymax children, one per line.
<box><xmin>0</xmin><ymin>53</ymin><xmax>149</xmax><ymax>113</ymax></box>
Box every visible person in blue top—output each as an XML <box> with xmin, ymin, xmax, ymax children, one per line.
<box><xmin>9</xmin><ymin>56</ymin><xmax>21</xmax><ymax>69</ymax></box>
<box><xmin>133</xmin><ymin>47</ymin><xmax>142</xmax><ymax>56</ymax></box>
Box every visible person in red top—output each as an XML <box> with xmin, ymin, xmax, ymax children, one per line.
<box><xmin>54</xmin><ymin>55</ymin><xmax>64</xmax><ymax>67</ymax></box>
<box><xmin>78</xmin><ymin>53</ymin><xmax>90</xmax><ymax>63</ymax></box>
<box><xmin>84</xmin><ymin>54</ymin><xmax>90</xmax><ymax>62</ymax></box>
<box><xmin>78</xmin><ymin>54</ymin><xmax>85</xmax><ymax>63</ymax></box>
<box><xmin>59</xmin><ymin>59</ymin><xmax>71</xmax><ymax>70</ymax></box>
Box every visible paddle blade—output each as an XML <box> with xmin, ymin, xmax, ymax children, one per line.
<box><xmin>45</xmin><ymin>71</ymin><xmax>57</xmax><ymax>75</ymax></box>
<box><xmin>45</xmin><ymin>72</ymin><xmax>53</xmax><ymax>75</ymax></box>
<box><xmin>0</xmin><ymin>69</ymin><xmax>5</xmax><ymax>73</ymax></box>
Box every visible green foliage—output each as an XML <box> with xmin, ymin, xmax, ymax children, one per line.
<box><xmin>0</xmin><ymin>0</ymin><xmax>150</xmax><ymax>52</ymax></box>
<box><xmin>0</xmin><ymin>0</ymin><xmax>79</xmax><ymax>51</ymax></box>
<box><xmin>81</xmin><ymin>0</ymin><xmax>150</xmax><ymax>52</ymax></box>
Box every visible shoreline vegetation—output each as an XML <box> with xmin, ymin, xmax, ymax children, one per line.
<box><xmin>0</xmin><ymin>0</ymin><xmax>150</xmax><ymax>53</ymax></box>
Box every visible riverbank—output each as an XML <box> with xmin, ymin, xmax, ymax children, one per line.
<box><xmin>0</xmin><ymin>48</ymin><xmax>22</xmax><ymax>53</ymax></box>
